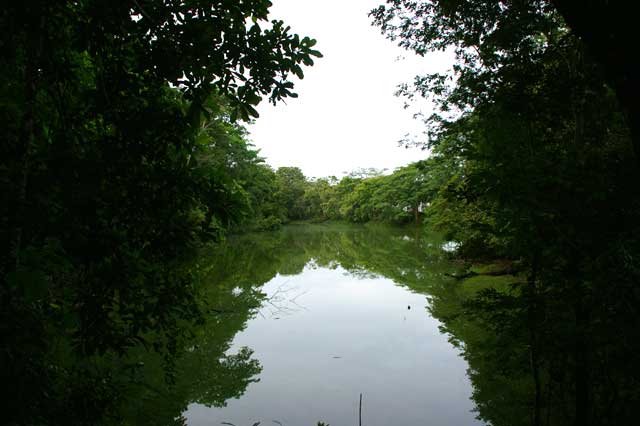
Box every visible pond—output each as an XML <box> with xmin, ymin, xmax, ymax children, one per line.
<box><xmin>180</xmin><ymin>224</ymin><xmax>481</xmax><ymax>426</ymax></box>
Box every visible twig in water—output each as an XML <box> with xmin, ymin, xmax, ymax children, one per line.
<box><xmin>359</xmin><ymin>393</ymin><xmax>363</xmax><ymax>426</ymax></box>
<box><xmin>258</xmin><ymin>280</ymin><xmax>309</xmax><ymax>318</ymax></box>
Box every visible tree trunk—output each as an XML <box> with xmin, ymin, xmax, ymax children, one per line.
<box><xmin>12</xmin><ymin>14</ymin><xmax>45</xmax><ymax>268</ymax></box>
<box><xmin>527</xmin><ymin>251</ymin><xmax>542</xmax><ymax>426</ymax></box>
<box><xmin>574</xmin><ymin>284</ymin><xmax>590</xmax><ymax>426</ymax></box>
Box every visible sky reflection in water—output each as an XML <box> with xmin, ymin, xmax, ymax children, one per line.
<box><xmin>186</xmin><ymin>258</ymin><xmax>479</xmax><ymax>426</ymax></box>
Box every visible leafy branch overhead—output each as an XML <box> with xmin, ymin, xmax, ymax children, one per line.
<box><xmin>125</xmin><ymin>0</ymin><xmax>322</xmax><ymax>120</ymax></box>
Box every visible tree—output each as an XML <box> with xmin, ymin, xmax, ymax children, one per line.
<box><xmin>302</xmin><ymin>178</ymin><xmax>335</xmax><ymax>221</ymax></box>
<box><xmin>274</xmin><ymin>167</ymin><xmax>308</xmax><ymax>220</ymax></box>
<box><xmin>372</xmin><ymin>1</ymin><xmax>640</xmax><ymax>425</ymax></box>
<box><xmin>0</xmin><ymin>1</ymin><xmax>320</xmax><ymax>423</ymax></box>
<box><xmin>550</xmin><ymin>0</ymin><xmax>639</xmax><ymax>157</ymax></box>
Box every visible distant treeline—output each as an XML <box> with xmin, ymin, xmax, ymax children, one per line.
<box><xmin>243</xmin><ymin>163</ymin><xmax>433</xmax><ymax>228</ymax></box>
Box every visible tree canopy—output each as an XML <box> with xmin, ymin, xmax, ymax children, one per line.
<box><xmin>371</xmin><ymin>1</ymin><xmax>640</xmax><ymax>425</ymax></box>
<box><xmin>0</xmin><ymin>1</ymin><xmax>320</xmax><ymax>423</ymax></box>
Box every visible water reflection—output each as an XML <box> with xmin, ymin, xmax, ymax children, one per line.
<box><xmin>117</xmin><ymin>256</ymin><xmax>266</xmax><ymax>426</ymax></box>
<box><xmin>181</xmin><ymin>224</ymin><xmax>479</xmax><ymax>425</ymax></box>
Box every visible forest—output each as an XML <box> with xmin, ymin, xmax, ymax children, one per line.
<box><xmin>1</xmin><ymin>1</ymin><xmax>639</xmax><ymax>425</ymax></box>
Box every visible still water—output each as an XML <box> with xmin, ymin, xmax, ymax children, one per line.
<box><xmin>183</xmin><ymin>224</ymin><xmax>480</xmax><ymax>426</ymax></box>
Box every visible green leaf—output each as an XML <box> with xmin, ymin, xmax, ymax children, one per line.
<box><xmin>8</xmin><ymin>270</ymin><xmax>48</xmax><ymax>302</ymax></box>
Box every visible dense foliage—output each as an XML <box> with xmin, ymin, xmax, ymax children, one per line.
<box><xmin>258</xmin><ymin>164</ymin><xmax>432</xmax><ymax>225</ymax></box>
<box><xmin>372</xmin><ymin>1</ymin><xmax>640</xmax><ymax>425</ymax></box>
<box><xmin>2</xmin><ymin>0</ymin><xmax>639</xmax><ymax>425</ymax></box>
<box><xmin>0</xmin><ymin>1</ymin><xmax>319</xmax><ymax>423</ymax></box>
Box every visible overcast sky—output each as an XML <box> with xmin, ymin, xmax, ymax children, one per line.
<box><xmin>247</xmin><ymin>0</ymin><xmax>453</xmax><ymax>178</ymax></box>
<box><xmin>249</xmin><ymin>0</ymin><xmax>450</xmax><ymax>177</ymax></box>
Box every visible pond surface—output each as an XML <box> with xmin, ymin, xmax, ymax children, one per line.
<box><xmin>183</xmin><ymin>224</ymin><xmax>480</xmax><ymax>426</ymax></box>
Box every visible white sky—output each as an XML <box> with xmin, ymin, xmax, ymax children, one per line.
<box><xmin>248</xmin><ymin>0</ymin><xmax>453</xmax><ymax>179</ymax></box>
